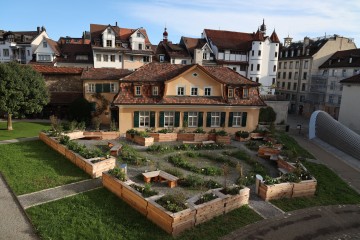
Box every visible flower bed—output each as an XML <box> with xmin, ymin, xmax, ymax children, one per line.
<box><xmin>39</xmin><ymin>132</ymin><xmax>116</xmax><ymax>178</ymax></box>
<box><xmin>64</xmin><ymin>131</ymin><xmax>120</xmax><ymax>140</ymax></box>
<box><xmin>216</xmin><ymin>135</ymin><xmax>231</xmax><ymax>144</ymax></box>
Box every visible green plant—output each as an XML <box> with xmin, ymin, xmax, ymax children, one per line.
<box><xmin>126</xmin><ymin>129</ymin><xmax>138</xmax><ymax>134</ymax></box>
<box><xmin>179</xmin><ymin>174</ymin><xmax>204</xmax><ymax>188</ymax></box>
<box><xmin>156</xmin><ymin>193</ymin><xmax>187</xmax><ymax>213</ymax></box>
<box><xmin>204</xmin><ymin>179</ymin><xmax>222</xmax><ymax>189</ymax></box>
<box><xmin>216</xmin><ymin>130</ymin><xmax>228</xmax><ymax>136</ymax></box>
<box><xmin>164</xmin><ymin>168</ymin><xmax>184</xmax><ymax>178</ymax></box>
<box><xmin>263</xmin><ymin>175</ymin><xmax>280</xmax><ymax>185</ymax></box>
<box><xmin>76</xmin><ymin>121</ymin><xmax>86</xmax><ymax>131</ymax></box>
<box><xmin>193</xmin><ymin>127</ymin><xmax>206</xmax><ymax>133</ymax></box>
<box><xmin>110</xmin><ymin>120</ymin><xmax>118</xmax><ymax>131</ymax></box>
<box><xmin>59</xmin><ymin>135</ymin><xmax>70</xmax><ymax>145</ymax></box>
<box><xmin>259</xmin><ymin>106</ymin><xmax>276</xmax><ymax>123</ymax></box>
<box><xmin>208</xmin><ymin>129</ymin><xmax>217</xmax><ymax>134</ymax></box>
<box><xmin>235</xmin><ymin>131</ymin><xmax>249</xmax><ymax>138</ymax></box>
<box><xmin>137</xmin><ymin>131</ymin><xmax>151</xmax><ymax>138</ymax></box>
<box><xmin>108</xmin><ymin>168</ymin><xmax>126</xmax><ymax>181</ymax></box>
<box><xmin>195</xmin><ymin>192</ymin><xmax>218</xmax><ymax>205</ymax></box>
<box><xmin>147</xmin><ymin>144</ymin><xmax>173</xmax><ymax>154</ymax></box>
<box><xmin>119</xmin><ymin>144</ymin><xmax>146</xmax><ymax>165</ymax></box>
<box><xmin>158</xmin><ymin>128</ymin><xmax>174</xmax><ymax>133</ymax></box>
<box><xmin>129</xmin><ymin>183</ymin><xmax>158</xmax><ymax>198</ymax></box>
<box><xmin>245</xmin><ymin>140</ymin><xmax>262</xmax><ymax>151</ymax></box>
<box><xmin>92</xmin><ymin>117</ymin><xmax>101</xmax><ymax>131</ymax></box>
<box><xmin>49</xmin><ymin>115</ymin><xmax>63</xmax><ymax>136</ymax></box>
<box><xmin>221</xmin><ymin>186</ymin><xmax>242</xmax><ymax>195</ymax></box>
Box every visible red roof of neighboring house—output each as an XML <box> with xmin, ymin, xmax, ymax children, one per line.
<box><xmin>81</xmin><ymin>68</ymin><xmax>133</xmax><ymax>80</ymax></box>
<box><xmin>204</xmin><ymin>29</ymin><xmax>255</xmax><ymax>51</ymax></box>
<box><xmin>57</xmin><ymin>44</ymin><xmax>93</xmax><ymax>64</ymax></box>
<box><xmin>319</xmin><ymin>49</ymin><xmax>360</xmax><ymax>68</ymax></box>
<box><xmin>31</xmin><ymin>65</ymin><xmax>83</xmax><ymax>74</ymax></box>
<box><xmin>46</xmin><ymin>38</ymin><xmax>61</xmax><ymax>55</ymax></box>
<box><xmin>270</xmin><ymin>30</ymin><xmax>280</xmax><ymax>43</ymax></box>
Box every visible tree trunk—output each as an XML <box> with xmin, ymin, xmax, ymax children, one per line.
<box><xmin>7</xmin><ymin>113</ymin><xmax>13</xmax><ymax>131</ymax></box>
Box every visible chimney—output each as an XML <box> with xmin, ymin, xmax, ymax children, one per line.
<box><xmin>303</xmin><ymin>36</ymin><xmax>310</xmax><ymax>55</ymax></box>
<box><xmin>115</xmin><ymin>22</ymin><xmax>118</xmax><ymax>27</ymax></box>
<box><xmin>37</xmin><ymin>26</ymin><xmax>40</xmax><ymax>33</ymax></box>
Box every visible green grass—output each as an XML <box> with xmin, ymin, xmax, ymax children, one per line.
<box><xmin>271</xmin><ymin>161</ymin><xmax>360</xmax><ymax>211</ymax></box>
<box><xmin>0</xmin><ymin>140</ymin><xmax>89</xmax><ymax>195</ymax></box>
<box><xmin>276</xmin><ymin>132</ymin><xmax>315</xmax><ymax>159</ymax></box>
<box><xmin>0</xmin><ymin>121</ymin><xmax>50</xmax><ymax>140</ymax></box>
<box><xmin>27</xmin><ymin>188</ymin><xmax>262</xmax><ymax>240</ymax></box>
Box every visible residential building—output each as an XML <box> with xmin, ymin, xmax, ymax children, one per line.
<box><xmin>276</xmin><ymin>34</ymin><xmax>356</xmax><ymax>116</ymax></box>
<box><xmin>90</xmin><ymin>23</ymin><xmax>153</xmax><ymax>70</ymax></box>
<box><xmin>180</xmin><ymin>36</ymin><xmax>216</xmax><ymax>65</ymax></box>
<box><xmin>56</xmin><ymin>44</ymin><xmax>94</xmax><ymax>68</ymax></box>
<box><xmin>82</xmin><ymin>68</ymin><xmax>132</xmax><ymax>124</ymax></box>
<box><xmin>313</xmin><ymin>49</ymin><xmax>360</xmax><ymax>119</ymax></box>
<box><xmin>154</xmin><ymin>28</ymin><xmax>192</xmax><ymax>64</ymax></box>
<box><xmin>112</xmin><ymin>62</ymin><xmax>265</xmax><ymax>134</ymax></box>
<box><xmin>58</xmin><ymin>32</ymin><xmax>91</xmax><ymax>45</ymax></box>
<box><xmin>33</xmin><ymin>37</ymin><xmax>60</xmax><ymax>64</ymax></box>
<box><xmin>202</xmin><ymin>20</ymin><xmax>280</xmax><ymax>95</ymax></box>
<box><xmin>0</xmin><ymin>26</ymin><xmax>48</xmax><ymax>64</ymax></box>
<box><xmin>339</xmin><ymin>74</ymin><xmax>360</xmax><ymax>134</ymax></box>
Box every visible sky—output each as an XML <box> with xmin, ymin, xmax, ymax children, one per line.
<box><xmin>1</xmin><ymin>0</ymin><xmax>360</xmax><ymax>47</ymax></box>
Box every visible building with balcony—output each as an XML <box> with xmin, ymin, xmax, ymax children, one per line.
<box><xmin>276</xmin><ymin>34</ymin><xmax>356</xmax><ymax>116</ymax></box>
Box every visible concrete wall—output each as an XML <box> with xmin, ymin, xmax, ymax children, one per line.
<box><xmin>339</xmin><ymin>84</ymin><xmax>360</xmax><ymax>134</ymax></box>
<box><xmin>264</xmin><ymin>100</ymin><xmax>290</xmax><ymax>124</ymax></box>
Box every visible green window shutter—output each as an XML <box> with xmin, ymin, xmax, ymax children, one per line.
<box><xmin>159</xmin><ymin>111</ymin><xmax>164</xmax><ymax>127</ymax></box>
<box><xmin>220</xmin><ymin>112</ymin><xmax>226</xmax><ymax>127</ymax></box>
<box><xmin>174</xmin><ymin>112</ymin><xmax>180</xmax><ymax>127</ymax></box>
<box><xmin>90</xmin><ymin>102</ymin><xmax>96</xmax><ymax>112</ymax></box>
<box><xmin>198</xmin><ymin>112</ymin><xmax>203</xmax><ymax>127</ymax></box>
<box><xmin>103</xmin><ymin>83</ymin><xmax>110</xmax><ymax>93</ymax></box>
<box><xmin>134</xmin><ymin>111</ymin><xmax>139</xmax><ymax>128</ymax></box>
<box><xmin>95</xmin><ymin>84</ymin><xmax>102</xmax><ymax>93</ymax></box>
<box><xmin>150</xmin><ymin>111</ymin><xmax>156</xmax><ymax>127</ymax></box>
<box><xmin>183</xmin><ymin>112</ymin><xmax>188</xmax><ymax>127</ymax></box>
<box><xmin>228</xmin><ymin>112</ymin><xmax>233</xmax><ymax>127</ymax></box>
<box><xmin>206</xmin><ymin>112</ymin><xmax>211</xmax><ymax>127</ymax></box>
<box><xmin>241</xmin><ymin>112</ymin><xmax>248</xmax><ymax>127</ymax></box>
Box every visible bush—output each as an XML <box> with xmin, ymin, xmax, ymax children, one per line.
<box><xmin>216</xmin><ymin>130</ymin><xmax>228</xmax><ymax>136</ymax></box>
<box><xmin>130</xmin><ymin>183</ymin><xmax>158</xmax><ymax>198</ymax></box>
<box><xmin>108</xmin><ymin>168</ymin><xmax>126</xmax><ymax>181</ymax></box>
<box><xmin>147</xmin><ymin>144</ymin><xmax>173</xmax><ymax>154</ymax></box>
<box><xmin>220</xmin><ymin>186</ymin><xmax>242</xmax><ymax>195</ymax></box>
<box><xmin>193</xmin><ymin>127</ymin><xmax>206</xmax><ymax>133</ymax></box>
<box><xmin>126</xmin><ymin>129</ymin><xmax>138</xmax><ymax>134</ymax></box>
<box><xmin>235</xmin><ymin>131</ymin><xmax>249</xmax><ymax>138</ymax></box>
<box><xmin>68</xmin><ymin>97</ymin><xmax>91</xmax><ymax>124</ymax></box>
<box><xmin>59</xmin><ymin>135</ymin><xmax>70</xmax><ymax>145</ymax></box>
<box><xmin>137</xmin><ymin>131</ymin><xmax>151</xmax><ymax>138</ymax></box>
<box><xmin>158</xmin><ymin>128</ymin><xmax>174</xmax><ymax>133</ymax></box>
<box><xmin>259</xmin><ymin>106</ymin><xmax>276</xmax><ymax>123</ymax></box>
<box><xmin>164</xmin><ymin>168</ymin><xmax>184</xmax><ymax>178</ymax></box>
<box><xmin>195</xmin><ymin>193</ymin><xmax>218</xmax><ymax>205</ymax></box>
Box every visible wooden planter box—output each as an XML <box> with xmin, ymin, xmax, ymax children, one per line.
<box><xmin>147</xmin><ymin>197</ymin><xmax>196</xmax><ymax>236</ymax></box>
<box><xmin>39</xmin><ymin>132</ymin><xmax>116</xmax><ymax>178</ymax></box>
<box><xmin>64</xmin><ymin>131</ymin><xmax>85</xmax><ymax>140</ymax></box>
<box><xmin>292</xmin><ymin>179</ymin><xmax>317</xmax><ymax>197</ymax></box>
<box><xmin>188</xmin><ymin>193</ymin><xmax>224</xmax><ymax>226</ymax></box>
<box><xmin>133</xmin><ymin>135</ymin><xmax>154</xmax><ymax>146</ymax></box>
<box><xmin>126</xmin><ymin>133</ymin><xmax>135</xmax><ymax>141</ymax></box>
<box><xmin>208</xmin><ymin>133</ymin><xmax>216</xmax><ymax>141</ymax></box>
<box><xmin>149</xmin><ymin>133</ymin><xmax>178</xmax><ymax>142</ymax></box>
<box><xmin>177</xmin><ymin>133</ymin><xmax>208</xmax><ymax>142</ymax></box>
<box><xmin>277</xmin><ymin>157</ymin><xmax>296</xmax><ymax>173</ymax></box>
<box><xmin>250</xmin><ymin>132</ymin><xmax>265</xmax><ymax>140</ymax></box>
<box><xmin>234</xmin><ymin>135</ymin><xmax>250</xmax><ymax>142</ymax></box>
<box><xmin>258</xmin><ymin>146</ymin><xmax>281</xmax><ymax>158</ymax></box>
<box><xmin>220</xmin><ymin>187</ymin><xmax>250</xmax><ymax>213</ymax></box>
<box><xmin>216</xmin><ymin>135</ymin><xmax>231</xmax><ymax>144</ymax></box>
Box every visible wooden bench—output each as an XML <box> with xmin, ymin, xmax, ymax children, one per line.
<box><xmin>142</xmin><ymin>170</ymin><xmax>179</xmax><ymax>188</ymax></box>
<box><xmin>202</xmin><ymin>140</ymin><xmax>215</xmax><ymax>145</ymax></box>
<box><xmin>108</xmin><ymin>141</ymin><xmax>122</xmax><ymax>157</ymax></box>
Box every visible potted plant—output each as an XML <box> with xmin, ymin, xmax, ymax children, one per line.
<box><xmin>215</xmin><ymin>130</ymin><xmax>231</xmax><ymax>144</ymax></box>
<box><xmin>235</xmin><ymin>131</ymin><xmax>250</xmax><ymax>142</ymax></box>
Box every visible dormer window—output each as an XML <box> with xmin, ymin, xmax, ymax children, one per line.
<box><xmin>191</xmin><ymin>87</ymin><xmax>198</xmax><ymax>96</ymax></box>
<box><xmin>107</xmin><ymin>28</ymin><xmax>111</xmax><ymax>34</ymax></box>
<box><xmin>135</xmin><ymin>86</ymin><xmax>142</xmax><ymax>96</ymax></box>
<box><xmin>159</xmin><ymin>55</ymin><xmax>165</xmax><ymax>62</ymax></box>
<box><xmin>228</xmin><ymin>88</ymin><xmax>234</xmax><ymax>98</ymax></box>
<box><xmin>177</xmin><ymin>86</ymin><xmax>185</xmax><ymax>96</ymax></box>
<box><xmin>138</xmin><ymin>43</ymin><xmax>143</xmax><ymax>50</ymax></box>
<box><xmin>242</xmin><ymin>88</ymin><xmax>249</xmax><ymax>98</ymax></box>
<box><xmin>43</xmin><ymin>41</ymin><xmax>47</xmax><ymax>48</ymax></box>
<box><xmin>137</xmin><ymin>32</ymin><xmax>141</xmax><ymax>37</ymax></box>
<box><xmin>106</xmin><ymin>40</ymin><xmax>112</xmax><ymax>47</ymax></box>
<box><xmin>306</xmin><ymin>49</ymin><xmax>310</xmax><ymax>55</ymax></box>
<box><xmin>152</xmin><ymin>86</ymin><xmax>159</xmax><ymax>96</ymax></box>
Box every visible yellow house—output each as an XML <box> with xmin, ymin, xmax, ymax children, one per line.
<box><xmin>82</xmin><ymin>68</ymin><xmax>132</xmax><ymax>125</ymax></box>
<box><xmin>113</xmin><ymin>63</ymin><xmax>266</xmax><ymax>134</ymax></box>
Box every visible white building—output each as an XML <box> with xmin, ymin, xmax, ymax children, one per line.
<box><xmin>33</xmin><ymin>37</ymin><xmax>60</xmax><ymax>63</ymax></box>
<box><xmin>0</xmin><ymin>27</ymin><xmax>48</xmax><ymax>64</ymax></box>
<box><xmin>202</xmin><ymin>20</ymin><xmax>280</xmax><ymax>95</ymax></box>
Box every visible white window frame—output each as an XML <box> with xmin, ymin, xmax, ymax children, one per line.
<box><xmin>203</xmin><ymin>52</ymin><xmax>207</xmax><ymax>60</ymax></box>
<box><xmin>164</xmin><ymin>111</ymin><xmax>175</xmax><ymax>127</ymax></box>
<box><xmin>139</xmin><ymin>111</ymin><xmax>150</xmax><ymax>128</ymax></box>
<box><xmin>152</xmin><ymin>86</ymin><xmax>159</xmax><ymax>96</ymax></box>
<box><xmin>243</xmin><ymin>88</ymin><xmax>249</xmax><ymax>98</ymax></box>
<box><xmin>191</xmin><ymin>87</ymin><xmax>198</xmax><ymax>96</ymax></box>
<box><xmin>38</xmin><ymin>55</ymin><xmax>51</xmax><ymax>61</ymax></box>
<box><xmin>177</xmin><ymin>86</ymin><xmax>185</xmax><ymax>96</ymax></box>
<box><xmin>103</xmin><ymin>54</ymin><xmax>109</xmax><ymax>62</ymax></box>
<box><xmin>204</xmin><ymin>87</ymin><xmax>212</xmax><ymax>96</ymax></box>
<box><xmin>188</xmin><ymin>112</ymin><xmax>198</xmax><ymax>128</ymax></box>
<box><xmin>87</xmin><ymin>83</ymin><xmax>95</xmax><ymax>93</ymax></box>
<box><xmin>43</xmin><ymin>41</ymin><xmax>47</xmax><ymax>48</ymax></box>
<box><xmin>232</xmin><ymin>112</ymin><xmax>242</xmax><ymax>127</ymax></box>
<box><xmin>211</xmin><ymin>112</ymin><xmax>221</xmax><ymax>127</ymax></box>
<box><xmin>159</xmin><ymin>55</ymin><xmax>165</xmax><ymax>62</ymax></box>
<box><xmin>135</xmin><ymin>86</ymin><xmax>141</xmax><ymax>96</ymax></box>
<box><xmin>110</xmin><ymin>55</ymin><xmax>115</xmax><ymax>62</ymax></box>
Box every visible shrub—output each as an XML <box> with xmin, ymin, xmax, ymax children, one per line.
<box><xmin>156</xmin><ymin>193</ymin><xmax>188</xmax><ymax>213</ymax></box>
<box><xmin>147</xmin><ymin>144</ymin><xmax>173</xmax><ymax>153</ymax></box>
<box><xmin>158</xmin><ymin>128</ymin><xmax>174</xmax><ymax>133</ymax></box>
<box><xmin>59</xmin><ymin>135</ymin><xmax>70</xmax><ymax>145</ymax></box>
<box><xmin>137</xmin><ymin>131</ymin><xmax>151</xmax><ymax>138</ymax></box>
<box><xmin>216</xmin><ymin>130</ymin><xmax>228</xmax><ymax>136</ymax></box>
<box><xmin>126</xmin><ymin>129</ymin><xmax>138</xmax><ymax>134</ymax></box>
<box><xmin>108</xmin><ymin>168</ymin><xmax>126</xmax><ymax>181</ymax></box>
<box><xmin>245</xmin><ymin>140</ymin><xmax>262</xmax><ymax>151</ymax></box>
<box><xmin>119</xmin><ymin>144</ymin><xmax>146</xmax><ymax>165</ymax></box>
<box><xmin>179</xmin><ymin>174</ymin><xmax>204</xmax><ymax>188</ymax></box>
<box><xmin>259</xmin><ymin>106</ymin><xmax>276</xmax><ymax>123</ymax></box>
<box><xmin>110</xmin><ymin>120</ymin><xmax>118</xmax><ymax>131</ymax></box>
<box><xmin>235</xmin><ymin>131</ymin><xmax>249</xmax><ymax>138</ymax></box>
<box><xmin>204</xmin><ymin>179</ymin><xmax>222</xmax><ymax>189</ymax></box>
<box><xmin>193</xmin><ymin>127</ymin><xmax>206</xmax><ymax>133</ymax></box>
<box><xmin>164</xmin><ymin>168</ymin><xmax>184</xmax><ymax>179</ymax></box>
<box><xmin>76</xmin><ymin>121</ymin><xmax>86</xmax><ymax>131</ymax></box>
<box><xmin>130</xmin><ymin>183</ymin><xmax>158</xmax><ymax>198</ymax></box>
<box><xmin>221</xmin><ymin>186</ymin><xmax>242</xmax><ymax>195</ymax></box>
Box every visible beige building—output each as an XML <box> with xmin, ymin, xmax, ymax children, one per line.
<box><xmin>276</xmin><ymin>34</ymin><xmax>356</xmax><ymax>116</ymax></box>
<box><xmin>113</xmin><ymin>62</ymin><xmax>265</xmax><ymax>135</ymax></box>
<box><xmin>339</xmin><ymin>74</ymin><xmax>360</xmax><ymax>134</ymax></box>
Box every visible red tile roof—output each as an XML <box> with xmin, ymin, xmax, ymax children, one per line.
<box><xmin>57</xmin><ymin>44</ymin><xmax>93</xmax><ymax>63</ymax></box>
<box><xmin>81</xmin><ymin>68</ymin><xmax>133</xmax><ymax>80</ymax></box>
<box><xmin>204</xmin><ymin>29</ymin><xmax>255</xmax><ymax>51</ymax></box>
<box><xmin>270</xmin><ymin>30</ymin><xmax>280</xmax><ymax>43</ymax></box>
<box><xmin>31</xmin><ymin>65</ymin><xmax>83</xmax><ymax>74</ymax></box>
<box><xmin>340</xmin><ymin>74</ymin><xmax>360</xmax><ymax>84</ymax></box>
<box><xmin>46</xmin><ymin>38</ymin><xmax>60</xmax><ymax>55</ymax></box>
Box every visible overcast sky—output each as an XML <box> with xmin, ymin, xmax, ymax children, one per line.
<box><xmin>2</xmin><ymin>0</ymin><xmax>360</xmax><ymax>46</ymax></box>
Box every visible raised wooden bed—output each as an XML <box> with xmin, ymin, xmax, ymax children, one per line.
<box><xmin>215</xmin><ymin>135</ymin><xmax>231</xmax><ymax>144</ymax></box>
<box><xmin>149</xmin><ymin>133</ymin><xmax>177</xmax><ymax>142</ymax></box>
<box><xmin>234</xmin><ymin>136</ymin><xmax>250</xmax><ymax>142</ymax></box>
<box><xmin>250</xmin><ymin>132</ymin><xmax>265</xmax><ymax>140</ymax></box>
<box><xmin>39</xmin><ymin>132</ymin><xmax>116</xmax><ymax>178</ymax></box>
<box><xmin>64</xmin><ymin>131</ymin><xmax>120</xmax><ymax>140</ymax></box>
<box><xmin>258</xmin><ymin>145</ymin><xmax>281</xmax><ymax>158</ymax></box>
<box><xmin>177</xmin><ymin>133</ymin><xmax>208</xmax><ymax>142</ymax></box>
<box><xmin>133</xmin><ymin>135</ymin><xmax>154</xmax><ymax>146</ymax></box>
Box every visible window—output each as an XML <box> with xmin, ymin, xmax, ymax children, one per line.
<box><xmin>151</xmin><ymin>86</ymin><xmax>159</xmax><ymax>96</ymax></box>
<box><xmin>273</xmin><ymin>65</ymin><xmax>276</xmax><ymax>72</ymax></box>
<box><xmin>172</xmin><ymin>59</ymin><xmax>175</xmax><ymax>64</ymax></box>
<box><xmin>164</xmin><ymin>111</ymin><xmax>175</xmax><ymax>127</ymax></box>
<box><xmin>233</xmin><ymin>67</ymin><xmax>237</xmax><ymax>71</ymax></box>
<box><xmin>143</xmin><ymin>56</ymin><xmax>150</xmax><ymax>62</ymax></box>
<box><xmin>106</xmin><ymin>40</ymin><xmax>112</xmax><ymax>47</ymax></box>
<box><xmin>291</xmin><ymin>50</ymin><xmax>294</xmax><ymax>57</ymax></box>
<box><xmin>329</xmin><ymin>95</ymin><xmax>334</xmax><ymax>104</ymax></box>
<box><xmin>204</xmin><ymin>87</ymin><xmax>211</xmax><ymax>96</ymax></box>
<box><xmin>300</xmin><ymin>95</ymin><xmax>305</xmax><ymax>102</ymax></box>
<box><xmin>243</xmin><ymin>88</ymin><xmax>249</xmax><ymax>98</ymax></box>
<box><xmin>302</xmin><ymin>83</ymin><xmax>306</xmax><ymax>91</ymax></box>
<box><xmin>177</xmin><ymin>86</ymin><xmax>185</xmax><ymax>96</ymax></box>
<box><xmin>110</xmin><ymin>83</ymin><xmax>116</xmax><ymax>93</ymax></box>
<box><xmin>76</xmin><ymin>55</ymin><xmax>88</xmax><ymax>60</ymax></box>
<box><xmin>138</xmin><ymin>43</ymin><xmax>143</xmax><ymax>50</ymax></box>
<box><xmin>119</xmin><ymin>55</ymin><xmax>122</xmax><ymax>62</ymax></box>
<box><xmin>87</xmin><ymin>83</ymin><xmax>95</xmax><ymax>93</ymax></box>
<box><xmin>256</xmin><ymin>77</ymin><xmax>259</xmax><ymax>83</ymax></box>
<box><xmin>135</xmin><ymin>86</ymin><xmax>141</xmax><ymax>96</ymax></box>
<box><xmin>338</xmin><ymin>96</ymin><xmax>342</xmax><ymax>105</ymax></box>
<box><xmin>283</xmin><ymin>72</ymin><xmax>286</xmax><ymax>79</ymax></box>
<box><xmin>191</xmin><ymin>87</ymin><xmax>198</xmax><ymax>96</ymax></box>
<box><xmin>228</xmin><ymin>88</ymin><xmax>234</xmax><ymax>98</ymax></box>
<box><xmin>139</xmin><ymin>111</ymin><xmax>150</xmax><ymax>127</ymax></box>
<box><xmin>322</xmin><ymin>69</ymin><xmax>328</xmax><ymax>76</ymax></box>
<box><xmin>330</xmin><ymin>81</ymin><xmax>335</xmax><ymax>90</ymax></box>
<box><xmin>295</xmin><ymin>61</ymin><xmax>299</xmax><ymax>69</ymax></box>
<box><xmin>129</xmin><ymin>56</ymin><xmax>134</xmax><ymax>61</ymax></box>
<box><xmin>277</xmin><ymin>72</ymin><xmax>281</xmax><ymax>78</ymax></box>
<box><xmin>250</xmin><ymin>64</ymin><xmax>253</xmax><ymax>71</ymax></box>
<box><xmin>107</xmin><ymin>28</ymin><xmax>111</xmax><ymax>34</ymax></box>
<box><xmin>289</xmin><ymin>61</ymin><xmax>293</xmax><ymax>69</ymax></box>
<box><xmin>293</xmin><ymin>83</ymin><xmax>297</xmax><ymax>91</ymax></box>
<box><xmin>282</xmin><ymin>82</ymin><xmax>285</xmax><ymax>88</ymax></box>
<box><xmin>203</xmin><ymin>52</ymin><xmax>207</xmax><ymax>60</ymax></box>
<box><xmin>188</xmin><ymin>112</ymin><xmax>198</xmax><ymax>127</ymax></box>
<box><xmin>211</xmin><ymin>112</ymin><xmax>221</xmax><ymax>127</ymax></box>
<box><xmin>181</xmin><ymin>60</ymin><xmax>187</xmax><ymax>64</ymax></box>
<box><xmin>303</xmin><ymin>72</ymin><xmax>307</xmax><ymax>80</ymax></box>
<box><xmin>38</xmin><ymin>55</ymin><xmax>51</xmax><ymax>61</ymax></box>
<box><xmin>304</xmin><ymin>60</ymin><xmax>309</xmax><ymax>69</ymax></box>
<box><xmin>232</xmin><ymin>112</ymin><xmax>242</xmax><ymax>127</ymax></box>
<box><xmin>294</xmin><ymin>72</ymin><xmax>299</xmax><ymax>80</ymax></box>
<box><xmin>284</xmin><ymin>62</ymin><xmax>287</xmax><ymax>69</ymax></box>
<box><xmin>137</xmin><ymin>32</ymin><xmax>141</xmax><ymax>37</ymax></box>
<box><xmin>258</xmin><ymin>50</ymin><xmax>261</xmax><ymax>56</ymax></box>
<box><xmin>257</xmin><ymin>64</ymin><xmax>260</xmax><ymax>71</ymax></box>
<box><xmin>159</xmin><ymin>55</ymin><xmax>165</xmax><ymax>62</ymax></box>
<box><xmin>27</xmin><ymin>50</ymin><xmax>30</xmax><ymax>56</ymax></box>
<box><xmin>306</xmin><ymin>49</ymin><xmax>310</xmax><ymax>55</ymax></box>
<box><xmin>275</xmin><ymin>52</ymin><xmax>278</xmax><ymax>58</ymax></box>
<box><xmin>43</xmin><ymin>41</ymin><xmax>47</xmax><ymax>48</ymax></box>
<box><xmin>110</xmin><ymin>55</ymin><xmax>115</xmax><ymax>62</ymax></box>
<box><xmin>103</xmin><ymin>55</ymin><xmax>109</xmax><ymax>62</ymax></box>
<box><xmin>279</xmin><ymin>62</ymin><xmax>282</xmax><ymax>69</ymax></box>
<box><xmin>251</xmin><ymin>50</ymin><xmax>254</xmax><ymax>56</ymax></box>
<box><xmin>342</xmin><ymin>69</ymin><xmax>346</xmax><ymax>77</ymax></box>
<box><xmin>96</xmin><ymin>54</ymin><xmax>101</xmax><ymax>61</ymax></box>
<box><xmin>288</xmin><ymin>72</ymin><xmax>292</xmax><ymax>80</ymax></box>
<box><xmin>287</xmin><ymin>82</ymin><xmax>291</xmax><ymax>90</ymax></box>
<box><xmin>272</xmin><ymin>78</ymin><xmax>275</xmax><ymax>85</ymax></box>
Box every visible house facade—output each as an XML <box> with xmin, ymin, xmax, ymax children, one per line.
<box><xmin>0</xmin><ymin>27</ymin><xmax>48</xmax><ymax>64</ymax></box>
<box><xmin>90</xmin><ymin>23</ymin><xmax>153</xmax><ymax>70</ymax></box>
<box><xmin>339</xmin><ymin>74</ymin><xmax>360</xmax><ymax>134</ymax></box>
<box><xmin>113</xmin><ymin>63</ymin><xmax>265</xmax><ymax>135</ymax></box>
<box><xmin>202</xmin><ymin>20</ymin><xmax>280</xmax><ymax>95</ymax></box>
<box><xmin>276</xmin><ymin>34</ymin><xmax>356</xmax><ymax>115</ymax></box>
<box><xmin>180</xmin><ymin>36</ymin><xmax>216</xmax><ymax>66</ymax></box>
<box><xmin>33</xmin><ymin>37</ymin><xmax>60</xmax><ymax>64</ymax></box>
<box><xmin>81</xmin><ymin>68</ymin><xmax>132</xmax><ymax>124</ymax></box>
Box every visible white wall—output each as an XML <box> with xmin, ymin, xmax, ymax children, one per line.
<box><xmin>130</xmin><ymin>30</ymin><xmax>146</xmax><ymax>50</ymax></box>
<box><xmin>338</xmin><ymin>83</ymin><xmax>360</xmax><ymax>134</ymax></box>
<box><xmin>34</xmin><ymin>38</ymin><xmax>56</xmax><ymax>62</ymax></box>
<box><xmin>93</xmin><ymin>50</ymin><xmax>123</xmax><ymax>68</ymax></box>
<box><xmin>102</xmin><ymin>28</ymin><xmax>115</xmax><ymax>48</ymax></box>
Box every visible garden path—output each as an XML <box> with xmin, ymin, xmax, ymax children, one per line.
<box><xmin>0</xmin><ymin>136</ymin><xmax>38</xmax><ymax>145</ymax></box>
<box><xmin>18</xmin><ymin>178</ymin><xmax>102</xmax><ymax>209</ymax></box>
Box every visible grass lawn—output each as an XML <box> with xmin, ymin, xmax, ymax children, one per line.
<box><xmin>0</xmin><ymin>140</ymin><xmax>89</xmax><ymax>195</ymax></box>
<box><xmin>271</xmin><ymin>161</ymin><xmax>360</xmax><ymax>211</ymax></box>
<box><xmin>27</xmin><ymin>188</ymin><xmax>262</xmax><ymax>240</ymax></box>
<box><xmin>0</xmin><ymin>121</ymin><xmax>50</xmax><ymax>140</ymax></box>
